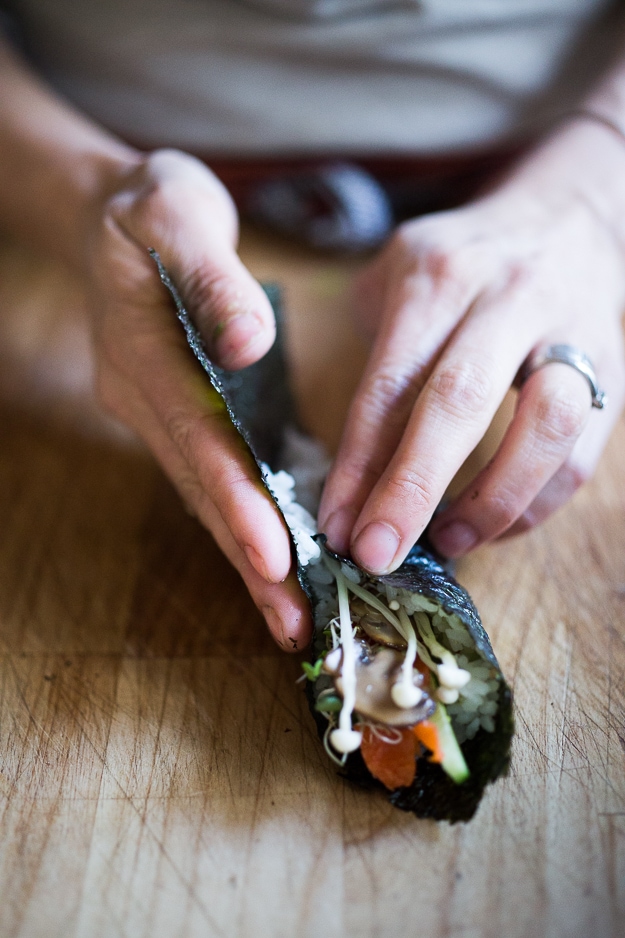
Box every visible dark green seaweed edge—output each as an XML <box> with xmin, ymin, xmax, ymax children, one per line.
<box><xmin>150</xmin><ymin>249</ymin><xmax>312</xmax><ymax>603</ymax></box>
<box><xmin>152</xmin><ymin>250</ymin><xmax>513</xmax><ymax>822</ymax></box>
<box><xmin>149</xmin><ymin>248</ymin><xmax>296</xmax><ymax>470</ymax></box>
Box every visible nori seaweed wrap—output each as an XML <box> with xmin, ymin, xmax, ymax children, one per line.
<box><xmin>152</xmin><ymin>251</ymin><xmax>513</xmax><ymax>824</ymax></box>
<box><xmin>305</xmin><ymin>545</ymin><xmax>513</xmax><ymax>822</ymax></box>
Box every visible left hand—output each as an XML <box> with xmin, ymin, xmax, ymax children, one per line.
<box><xmin>86</xmin><ymin>149</ymin><xmax>311</xmax><ymax>649</ymax></box>
<box><xmin>318</xmin><ymin>120</ymin><xmax>625</xmax><ymax>570</ymax></box>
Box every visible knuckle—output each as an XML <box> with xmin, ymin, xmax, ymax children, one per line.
<box><xmin>337</xmin><ymin>453</ymin><xmax>383</xmax><ymax>491</ymax></box>
<box><xmin>420</xmin><ymin>244</ymin><xmax>459</xmax><ymax>284</ymax></box>
<box><xmin>166</xmin><ymin>411</ymin><xmax>250</xmax><ymax>495</ymax></box>
<box><xmin>535</xmin><ymin>390</ymin><xmax>587</xmax><ymax>446</ymax></box>
<box><xmin>561</xmin><ymin>462</ymin><xmax>590</xmax><ymax>492</ymax></box>
<box><xmin>503</xmin><ymin>260</ymin><xmax>531</xmax><ymax>289</ymax></box>
<box><xmin>386</xmin><ymin>220</ymin><xmax>475</xmax><ymax>304</ymax></box>
<box><xmin>168</xmin><ymin>412</ymin><xmax>224</xmax><ymax>477</ymax></box>
<box><xmin>179</xmin><ymin>267</ymin><xmax>238</xmax><ymax>324</ymax></box>
<box><xmin>205</xmin><ymin>465</ymin><xmax>250</xmax><ymax>502</ymax></box>
<box><xmin>174</xmin><ymin>470</ymin><xmax>204</xmax><ymax>513</ymax></box>
<box><xmin>123</xmin><ymin>175</ymin><xmax>172</xmax><ymax>224</ymax></box>
<box><xmin>143</xmin><ymin>177</ymin><xmax>199</xmax><ymax>219</ymax></box>
<box><xmin>166</xmin><ymin>411</ymin><xmax>206</xmax><ymax>471</ymax></box>
<box><xmin>361</xmin><ymin>369</ymin><xmax>422</xmax><ymax>421</ymax></box>
<box><xmin>429</xmin><ymin>359</ymin><xmax>493</xmax><ymax>418</ymax></box>
<box><xmin>484</xmin><ymin>493</ymin><xmax>519</xmax><ymax>532</ymax></box>
<box><xmin>139</xmin><ymin>152</ymin><xmax>202</xmax><ymax>201</ymax></box>
<box><xmin>385</xmin><ymin>466</ymin><xmax>433</xmax><ymax>513</ymax></box>
<box><xmin>389</xmin><ymin>223</ymin><xmax>418</xmax><ymax>259</ymax></box>
<box><xmin>391</xmin><ymin>226</ymin><xmax>455</xmax><ymax>278</ymax></box>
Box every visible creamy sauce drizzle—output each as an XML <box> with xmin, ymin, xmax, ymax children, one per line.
<box><xmin>329</xmin><ymin>569</ymin><xmax>362</xmax><ymax>754</ymax></box>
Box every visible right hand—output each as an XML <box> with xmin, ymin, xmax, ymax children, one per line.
<box><xmin>87</xmin><ymin>148</ymin><xmax>311</xmax><ymax>650</ymax></box>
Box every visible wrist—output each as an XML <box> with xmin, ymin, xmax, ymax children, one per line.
<box><xmin>0</xmin><ymin>36</ymin><xmax>144</xmax><ymax>272</ymax></box>
<box><xmin>0</xmin><ymin>122</ymin><xmax>143</xmax><ymax>274</ymax></box>
<box><xmin>496</xmin><ymin>117</ymin><xmax>625</xmax><ymax>255</ymax></box>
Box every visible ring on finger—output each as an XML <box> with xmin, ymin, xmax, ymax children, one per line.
<box><xmin>514</xmin><ymin>344</ymin><xmax>607</xmax><ymax>410</ymax></box>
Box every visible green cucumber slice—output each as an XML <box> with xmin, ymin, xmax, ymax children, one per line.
<box><xmin>430</xmin><ymin>703</ymin><xmax>470</xmax><ymax>784</ymax></box>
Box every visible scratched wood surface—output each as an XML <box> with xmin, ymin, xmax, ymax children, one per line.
<box><xmin>0</xmin><ymin>228</ymin><xmax>624</xmax><ymax>938</ymax></box>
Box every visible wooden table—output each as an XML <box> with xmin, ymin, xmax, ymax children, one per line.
<box><xmin>0</xmin><ymin>229</ymin><xmax>623</xmax><ymax>938</ymax></box>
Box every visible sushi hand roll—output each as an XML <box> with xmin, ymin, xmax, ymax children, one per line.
<box><xmin>301</xmin><ymin>540</ymin><xmax>513</xmax><ymax>822</ymax></box>
<box><xmin>151</xmin><ymin>251</ymin><xmax>513</xmax><ymax>823</ymax></box>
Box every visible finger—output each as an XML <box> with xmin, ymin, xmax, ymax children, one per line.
<box><xmin>97</xmin><ymin>181</ymin><xmax>290</xmax><ymax>583</ymax></box>
<box><xmin>500</xmin><ymin>361</ymin><xmax>625</xmax><ymax>537</ymax></box>
<box><xmin>166</xmin><ymin>460</ymin><xmax>311</xmax><ymax>649</ymax></box>
<box><xmin>347</xmin><ymin>292</ymin><xmax>545</xmax><ymax>574</ymax></box>
<box><xmin>496</xmin><ymin>463</ymin><xmax>584</xmax><ymax>538</ymax></box>
<box><xmin>98</xmin><ymin>327</ymin><xmax>293</xmax><ymax>586</ymax></box>
<box><xmin>99</xmin><ymin>355</ymin><xmax>312</xmax><ymax>649</ymax></box>
<box><xmin>204</xmin><ymin>504</ymin><xmax>313</xmax><ymax>652</ymax></box>
<box><xmin>167</xmin><ymin>468</ymin><xmax>311</xmax><ymax>651</ymax></box>
<box><xmin>108</xmin><ymin>150</ymin><xmax>276</xmax><ymax>370</ymax></box>
<box><xmin>103</xmin><ymin>360</ymin><xmax>312</xmax><ymax>651</ymax></box>
<box><xmin>319</xmin><ymin>255</ymin><xmax>483</xmax><ymax>554</ymax></box>
<box><xmin>428</xmin><ymin>362</ymin><xmax>594</xmax><ymax>556</ymax></box>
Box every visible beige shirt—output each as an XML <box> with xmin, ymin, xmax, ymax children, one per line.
<box><xmin>6</xmin><ymin>0</ymin><xmax>622</xmax><ymax>155</ymax></box>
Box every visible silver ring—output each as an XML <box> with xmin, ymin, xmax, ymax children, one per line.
<box><xmin>516</xmin><ymin>344</ymin><xmax>607</xmax><ymax>410</ymax></box>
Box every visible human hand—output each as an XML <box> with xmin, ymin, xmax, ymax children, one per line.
<box><xmin>319</xmin><ymin>121</ymin><xmax>625</xmax><ymax>570</ymax></box>
<box><xmin>87</xmin><ymin>149</ymin><xmax>311</xmax><ymax>649</ymax></box>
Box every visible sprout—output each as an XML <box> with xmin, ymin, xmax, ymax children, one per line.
<box><xmin>391</xmin><ymin>682</ymin><xmax>423</xmax><ymax>708</ymax></box>
<box><xmin>437</xmin><ymin>663</ymin><xmax>471</xmax><ymax>690</ymax></box>
<box><xmin>414</xmin><ymin>612</ymin><xmax>471</xmax><ymax>692</ymax></box>
<box><xmin>390</xmin><ymin>606</ymin><xmax>423</xmax><ymax>710</ymax></box>
<box><xmin>315</xmin><ymin>692</ymin><xmax>342</xmax><ymax>713</ymax></box>
<box><xmin>301</xmin><ymin>657</ymin><xmax>325</xmax><ymax>681</ymax></box>
<box><xmin>329</xmin><ymin>727</ymin><xmax>363</xmax><ymax>753</ymax></box>
<box><xmin>437</xmin><ymin>687</ymin><xmax>460</xmax><ymax>705</ymax></box>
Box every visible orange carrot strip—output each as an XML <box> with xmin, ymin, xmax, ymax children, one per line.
<box><xmin>357</xmin><ymin>725</ymin><xmax>418</xmax><ymax>790</ymax></box>
<box><xmin>413</xmin><ymin>720</ymin><xmax>443</xmax><ymax>763</ymax></box>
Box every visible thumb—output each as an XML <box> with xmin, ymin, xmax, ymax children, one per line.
<box><xmin>110</xmin><ymin>149</ymin><xmax>276</xmax><ymax>370</ymax></box>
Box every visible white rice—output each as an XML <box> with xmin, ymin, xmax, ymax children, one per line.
<box><xmin>427</xmin><ymin>618</ymin><xmax>501</xmax><ymax>744</ymax></box>
<box><xmin>261</xmin><ymin>463</ymin><xmax>321</xmax><ymax>566</ymax></box>
<box><xmin>280</xmin><ymin>428</ymin><xmax>331</xmax><ymax>516</ymax></box>
<box><xmin>389</xmin><ymin>586</ymin><xmax>501</xmax><ymax>743</ymax></box>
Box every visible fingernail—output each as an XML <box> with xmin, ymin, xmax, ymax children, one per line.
<box><xmin>213</xmin><ymin>311</ymin><xmax>264</xmax><ymax>367</ymax></box>
<box><xmin>323</xmin><ymin>506</ymin><xmax>358</xmax><ymax>556</ymax></box>
<box><xmin>431</xmin><ymin>521</ymin><xmax>478</xmax><ymax>558</ymax></box>
<box><xmin>262</xmin><ymin>605</ymin><xmax>287</xmax><ymax>646</ymax></box>
<box><xmin>244</xmin><ymin>544</ymin><xmax>274</xmax><ymax>583</ymax></box>
<box><xmin>352</xmin><ymin>522</ymin><xmax>400</xmax><ymax>574</ymax></box>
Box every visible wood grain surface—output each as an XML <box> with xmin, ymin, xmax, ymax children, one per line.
<box><xmin>0</xmin><ymin>229</ymin><xmax>624</xmax><ymax>938</ymax></box>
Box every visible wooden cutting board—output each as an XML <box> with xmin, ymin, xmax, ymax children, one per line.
<box><xmin>0</xmin><ymin>229</ymin><xmax>623</xmax><ymax>938</ymax></box>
